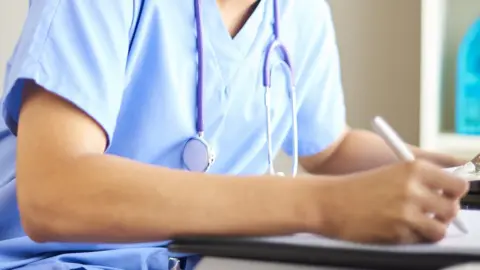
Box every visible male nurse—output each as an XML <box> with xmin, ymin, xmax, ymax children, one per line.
<box><xmin>0</xmin><ymin>0</ymin><xmax>469</xmax><ymax>269</ymax></box>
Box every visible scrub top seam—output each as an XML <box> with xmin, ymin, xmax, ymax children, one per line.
<box><xmin>241</xmin><ymin>0</ymin><xmax>271</xmax><ymax>59</ymax></box>
<box><xmin>224</xmin><ymin>14</ymin><xmax>272</xmax><ymax>87</ymax></box>
<box><xmin>30</xmin><ymin>0</ymin><xmax>62</xmax><ymax>62</ymax></box>
<box><xmin>202</xmin><ymin>36</ymin><xmax>228</xmax><ymax>88</ymax></box>
<box><xmin>128</xmin><ymin>0</ymin><xmax>145</xmax><ymax>54</ymax></box>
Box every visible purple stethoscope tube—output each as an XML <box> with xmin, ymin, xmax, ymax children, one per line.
<box><xmin>182</xmin><ymin>0</ymin><xmax>298</xmax><ymax>177</ymax></box>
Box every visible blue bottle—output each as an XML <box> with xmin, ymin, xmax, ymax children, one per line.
<box><xmin>456</xmin><ymin>17</ymin><xmax>480</xmax><ymax>135</ymax></box>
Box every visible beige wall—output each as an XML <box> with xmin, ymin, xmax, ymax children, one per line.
<box><xmin>276</xmin><ymin>0</ymin><xmax>422</xmax><ymax>172</ymax></box>
<box><xmin>1</xmin><ymin>1</ymin><xmax>423</xmax><ymax>172</ymax></box>
<box><xmin>0</xmin><ymin>2</ymin><xmax>27</xmax><ymax>91</ymax></box>
<box><xmin>329</xmin><ymin>0</ymin><xmax>422</xmax><ymax>144</ymax></box>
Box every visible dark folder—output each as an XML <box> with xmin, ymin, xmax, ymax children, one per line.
<box><xmin>169</xmin><ymin>211</ymin><xmax>480</xmax><ymax>270</ymax></box>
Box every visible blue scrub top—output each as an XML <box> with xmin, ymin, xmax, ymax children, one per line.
<box><xmin>0</xmin><ymin>0</ymin><xmax>346</xmax><ymax>269</ymax></box>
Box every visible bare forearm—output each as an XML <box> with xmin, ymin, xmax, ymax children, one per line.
<box><xmin>309</xmin><ymin>130</ymin><xmax>398</xmax><ymax>175</ymax></box>
<box><xmin>306</xmin><ymin>130</ymin><xmax>466</xmax><ymax>175</ymax></box>
<box><xmin>20</xmin><ymin>154</ymin><xmax>317</xmax><ymax>243</ymax></box>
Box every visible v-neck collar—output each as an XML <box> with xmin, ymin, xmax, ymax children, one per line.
<box><xmin>202</xmin><ymin>0</ymin><xmax>268</xmax><ymax>60</ymax></box>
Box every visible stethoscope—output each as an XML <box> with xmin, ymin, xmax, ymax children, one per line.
<box><xmin>181</xmin><ymin>0</ymin><xmax>298</xmax><ymax>177</ymax></box>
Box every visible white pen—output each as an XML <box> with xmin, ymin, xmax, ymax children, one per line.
<box><xmin>371</xmin><ymin>116</ymin><xmax>469</xmax><ymax>234</ymax></box>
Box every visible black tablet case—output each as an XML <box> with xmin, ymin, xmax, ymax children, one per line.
<box><xmin>168</xmin><ymin>236</ymin><xmax>480</xmax><ymax>270</ymax></box>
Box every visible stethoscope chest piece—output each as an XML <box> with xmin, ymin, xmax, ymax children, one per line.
<box><xmin>184</xmin><ymin>0</ymin><xmax>297</xmax><ymax>176</ymax></box>
<box><xmin>182</xmin><ymin>136</ymin><xmax>215</xmax><ymax>172</ymax></box>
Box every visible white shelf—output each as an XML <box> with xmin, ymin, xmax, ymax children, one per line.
<box><xmin>419</xmin><ymin>0</ymin><xmax>480</xmax><ymax>158</ymax></box>
<box><xmin>434</xmin><ymin>133</ymin><xmax>480</xmax><ymax>158</ymax></box>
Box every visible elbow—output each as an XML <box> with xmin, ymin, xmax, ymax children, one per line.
<box><xmin>21</xmin><ymin>219</ymin><xmax>50</xmax><ymax>243</ymax></box>
<box><xmin>18</xmin><ymin>196</ymin><xmax>55</xmax><ymax>243</ymax></box>
<box><xmin>16</xmin><ymin>177</ymin><xmax>63</xmax><ymax>243</ymax></box>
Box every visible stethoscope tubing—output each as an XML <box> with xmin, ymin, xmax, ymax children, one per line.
<box><xmin>186</xmin><ymin>0</ymin><xmax>298</xmax><ymax>177</ymax></box>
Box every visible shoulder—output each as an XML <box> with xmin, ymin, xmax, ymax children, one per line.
<box><xmin>278</xmin><ymin>0</ymin><xmax>338</xmax><ymax>70</ymax></box>
<box><xmin>287</xmin><ymin>0</ymin><xmax>333</xmax><ymax>24</ymax></box>
<box><xmin>280</xmin><ymin>0</ymin><xmax>334</xmax><ymax>34</ymax></box>
<box><xmin>25</xmin><ymin>0</ymin><xmax>136</xmax><ymax>27</ymax></box>
<box><xmin>2</xmin><ymin>0</ymin><xmax>138</xmax><ymax>137</ymax></box>
<box><xmin>12</xmin><ymin>0</ymin><xmax>137</xmax><ymax>64</ymax></box>
<box><xmin>276</xmin><ymin>0</ymin><xmax>337</xmax><ymax>48</ymax></box>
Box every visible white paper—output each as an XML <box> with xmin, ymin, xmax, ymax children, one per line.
<box><xmin>445</xmin><ymin>166</ymin><xmax>480</xmax><ymax>182</ymax></box>
<box><xmin>250</xmin><ymin>210</ymin><xmax>480</xmax><ymax>255</ymax></box>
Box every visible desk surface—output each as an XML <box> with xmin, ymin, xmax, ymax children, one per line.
<box><xmin>194</xmin><ymin>257</ymin><xmax>480</xmax><ymax>270</ymax></box>
<box><xmin>170</xmin><ymin>210</ymin><xmax>480</xmax><ymax>270</ymax></box>
<box><xmin>195</xmin><ymin>257</ymin><xmax>363</xmax><ymax>270</ymax></box>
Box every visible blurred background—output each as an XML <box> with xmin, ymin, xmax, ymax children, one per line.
<box><xmin>1</xmin><ymin>1</ymin><xmax>479</xmax><ymax>173</ymax></box>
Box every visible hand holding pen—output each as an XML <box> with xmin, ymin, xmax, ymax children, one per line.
<box><xmin>371</xmin><ymin>116</ymin><xmax>469</xmax><ymax>234</ymax></box>
<box><xmin>300</xmin><ymin>116</ymin><xmax>469</xmax><ymax>244</ymax></box>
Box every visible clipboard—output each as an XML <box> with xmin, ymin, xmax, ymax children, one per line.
<box><xmin>168</xmin><ymin>210</ymin><xmax>480</xmax><ymax>270</ymax></box>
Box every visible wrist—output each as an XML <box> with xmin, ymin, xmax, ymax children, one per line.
<box><xmin>292</xmin><ymin>176</ymin><xmax>338</xmax><ymax>234</ymax></box>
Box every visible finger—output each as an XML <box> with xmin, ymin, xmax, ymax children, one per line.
<box><xmin>394</xmin><ymin>227</ymin><xmax>424</xmax><ymax>244</ymax></box>
<box><xmin>419</xmin><ymin>163</ymin><xmax>469</xmax><ymax>199</ymax></box>
<box><xmin>441</xmin><ymin>178</ymin><xmax>469</xmax><ymax>200</ymax></box>
<box><xmin>407</xmin><ymin>209</ymin><xmax>448</xmax><ymax>243</ymax></box>
<box><xmin>413</xmin><ymin>184</ymin><xmax>460</xmax><ymax>224</ymax></box>
<box><xmin>434</xmin><ymin>200</ymin><xmax>461</xmax><ymax>224</ymax></box>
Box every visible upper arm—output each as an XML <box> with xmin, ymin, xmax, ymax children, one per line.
<box><xmin>282</xmin><ymin>1</ymin><xmax>347</xmax><ymax>169</ymax></box>
<box><xmin>3</xmin><ymin>0</ymin><xmax>133</xmax><ymax>146</ymax></box>
<box><xmin>1</xmin><ymin>0</ymin><xmax>133</xmax><ymax>193</ymax></box>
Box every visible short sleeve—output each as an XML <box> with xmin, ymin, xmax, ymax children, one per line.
<box><xmin>283</xmin><ymin>2</ymin><xmax>347</xmax><ymax>157</ymax></box>
<box><xmin>1</xmin><ymin>0</ymin><xmax>133</xmax><ymax>146</ymax></box>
